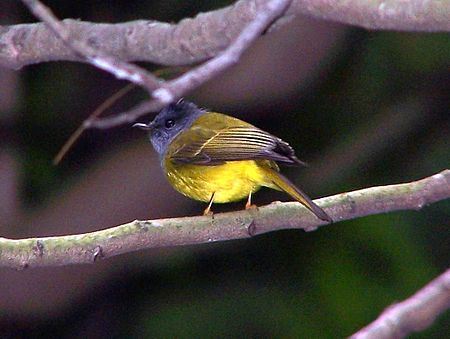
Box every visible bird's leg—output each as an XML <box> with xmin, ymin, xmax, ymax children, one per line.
<box><xmin>203</xmin><ymin>192</ymin><xmax>215</xmax><ymax>216</ymax></box>
<box><xmin>245</xmin><ymin>191</ymin><xmax>257</xmax><ymax>210</ymax></box>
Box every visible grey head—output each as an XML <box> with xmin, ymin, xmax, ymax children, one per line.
<box><xmin>133</xmin><ymin>99</ymin><xmax>205</xmax><ymax>158</ymax></box>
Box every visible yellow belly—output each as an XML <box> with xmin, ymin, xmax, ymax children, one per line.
<box><xmin>164</xmin><ymin>159</ymin><xmax>277</xmax><ymax>203</ymax></box>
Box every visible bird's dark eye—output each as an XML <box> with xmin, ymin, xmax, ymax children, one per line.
<box><xmin>165</xmin><ymin>119</ymin><xmax>175</xmax><ymax>128</ymax></box>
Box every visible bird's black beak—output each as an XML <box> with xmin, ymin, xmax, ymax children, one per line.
<box><xmin>132</xmin><ymin>122</ymin><xmax>154</xmax><ymax>130</ymax></box>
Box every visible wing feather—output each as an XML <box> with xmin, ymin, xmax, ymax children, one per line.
<box><xmin>168</xmin><ymin>113</ymin><xmax>305</xmax><ymax>166</ymax></box>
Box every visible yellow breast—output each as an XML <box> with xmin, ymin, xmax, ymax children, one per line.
<box><xmin>164</xmin><ymin>159</ymin><xmax>277</xmax><ymax>203</ymax></box>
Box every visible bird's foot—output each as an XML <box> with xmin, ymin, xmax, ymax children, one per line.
<box><xmin>245</xmin><ymin>202</ymin><xmax>258</xmax><ymax>210</ymax></box>
<box><xmin>203</xmin><ymin>207</ymin><xmax>214</xmax><ymax>216</ymax></box>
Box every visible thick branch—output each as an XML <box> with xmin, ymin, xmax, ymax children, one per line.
<box><xmin>292</xmin><ymin>0</ymin><xmax>450</xmax><ymax>32</ymax></box>
<box><xmin>21</xmin><ymin>0</ymin><xmax>162</xmax><ymax>93</ymax></box>
<box><xmin>1</xmin><ymin>0</ymin><xmax>449</xmax><ymax>69</ymax></box>
<box><xmin>150</xmin><ymin>0</ymin><xmax>293</xmax><ymax>105</ymax></box>
<box><xmin>18</xmin><ymin>0</ymin><xmax>291</xmax><ymax>127</ymax></box>
<box><xmin>350</xmin><ymin>268</ymin><xmax>450</xmax><ymax>339</ymax></box>
<box><xmin>0</xmin><ymin>170</ymin><xmax>448</xmax><ymax>269</ymax></box>
<box><xmin>89</xmin><ymin>0</ymin><xmax>293</xmax><ymax>128</ymax></box>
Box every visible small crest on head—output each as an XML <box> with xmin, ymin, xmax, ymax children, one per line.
<box><xmin>161</xmin><ymin>99</ymin><xmax>204</xmax><ymax>118</ymax></box>
<box><xmin>143</xmin><ymin>99</ymin><xmax>206</xmax><ymax>157</ymax></box>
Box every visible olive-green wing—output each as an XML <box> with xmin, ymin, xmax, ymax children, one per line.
<box><xmin>168</xmin><ymin>112</ymin><xmax>305</xmax><ymax>166</ymax></box>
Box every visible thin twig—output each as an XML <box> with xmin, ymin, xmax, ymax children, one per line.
<box><xmin>89</xmin><ymin>0</ymin><xmax>292</xmax><ymax>128</ymax></box>
<box><xmin>81</xmin><ymin>67</ymin><xmax>192</xmax><ymax>129</ymax></box>
<box><xmin>350</xmin><ymin>268</ymin><xmax>450</xmax><ymax>339</ymax></box>
<box><xmin>83</xmin><ymin>100</ymin><xmax>159</xmax><ymax>129</ymax></box>
<box><xmin>21</xmin><ymin>0</ymin><xmax>162</xmax><ymax>93</ymax></box>
<box><xmin>0</xmin><ymin>169</ymin><xmax>448</xmax><ymax>269</ymax></box>
<box><xmin>53</xmin><ymin>83</ymin><xmax>135</xmax><ymax>165</ymax></box>
<box><xmin>21</xmin><ymin>0</ymin><xmax>292</xmax><ymax>128</ymax></box>
<box><xmin>150</xmin><ymin>0</ymin><xmax>293</xmax><ymax>105</ymax></box>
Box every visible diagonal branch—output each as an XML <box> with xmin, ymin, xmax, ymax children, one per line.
<box><xmin>350</xmin><ymin>268</ymin><xmax>450</xmax><ymax>339</ymax></box>
<box><xmin>150</xmin><ymin>0</ymin><xmax>293</xmax><ymax>105</ymax></box>
<box><xmin>89</xmin><ymin>0</ymin><xmax>293</xmax><ymax>128</ymax></box>
<box><xmin>0</xmin><ymin>169</ymin><xmax>448</xmax><ymax>269</ymax></box>
<box><xmin>20</xmin><ymin>0</ymin><xmax>292</xmax><ymax>128</ymax></box>
<box><xmin>21</xmin><ymin>0</ymin><xmax>162</xmax><ymax>93</ymax></box>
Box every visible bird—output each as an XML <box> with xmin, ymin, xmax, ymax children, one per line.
<box><xmin>133</xmin><ymin>99</ymin><xmax>331</xmax><ymax>222</ymax></box>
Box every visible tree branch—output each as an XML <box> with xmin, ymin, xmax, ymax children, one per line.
<box><xmin>18</xmin><ymin>0</ymin><xmax>292</xmax><ymax>128</ymax></box>
<box><xmin>0</xmin><ymin>170</ymin><xmax>448</xmax><ymax>269</ymax></box>
<box><xmin>1</xmin><ymin>0</ymin><xmax>449</xmax><ymax>70</ymax></box>
<box><xmin>21</xmin><ymin>0</ymin><xmax>162</xmax><ymax>94</ymax></box>
<box><xmin>292</xmin><ymin>0</ymin><xmax>450</xmax><ymax>32</ymax></box>
<box><xmin>350</xmin><ymin>268</ymin><xmax>450</xmax><ymax>339</ymax></box>
<box><xmin>89</xmin><ymin>0</ymin><xmax>293</xmax><ymax>128</ymax></box>
<box><xmin>150</xmin><ymin>0</ymin><xmax>293</xmax><ymax>106</ymax></box>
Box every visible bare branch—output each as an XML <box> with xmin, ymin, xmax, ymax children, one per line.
<box><xmin>2</xmin><ymin>1</ymin><xmax>449</xmax><ymax>70</ymax></box>
<box><xmin>90</xmin><ymin>0</ymin><xmax>293</xmax><ymax>127</ymax></box>
<box><xmin>19</xmin><ymin>0</ymin><xmax>291</xmax><ymax>128</ymax></box>
<box><xmin>151</xmin><ymin>0</ymin><xmax>293</xmax><ymax>105</ymax></box>
<box><xmin>21</xmin><ymin>0</ymin><xmax>162</xmax><ymax>93</ymax></box>
<box><xmin>292</xmin><ymin>0</ymin><xmax>450</xmax><ymax>32</ymax></box>
<box><xmin>84</xmin><ymin>100</ymin><xmax>160</xmax><ymax>129</ymax></box>
<box><xmin>351</xmin><ymin>268</ymin><xmax>450</xmax><ymax>339</ymax></box>
<box><xmin>0</xmin><ymin>170</ymin><xmax>448</xmax><ymax>269</ymax></box>
<box><xmin>53</xmin><ymin>84</ymin><xmax>135</xmax><ymax>164</ymax></box>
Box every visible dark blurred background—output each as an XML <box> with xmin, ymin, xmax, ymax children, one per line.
<box><xmin>0</xmin><ymin>1</ymin><xmax>449</xmax><ymax>338</ymax></box>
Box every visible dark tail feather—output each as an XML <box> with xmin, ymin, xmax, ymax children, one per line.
<box><xmin>265</xmin><ymin>168</ymin><xmax>332</xmax><ymax>222</ymax></box>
